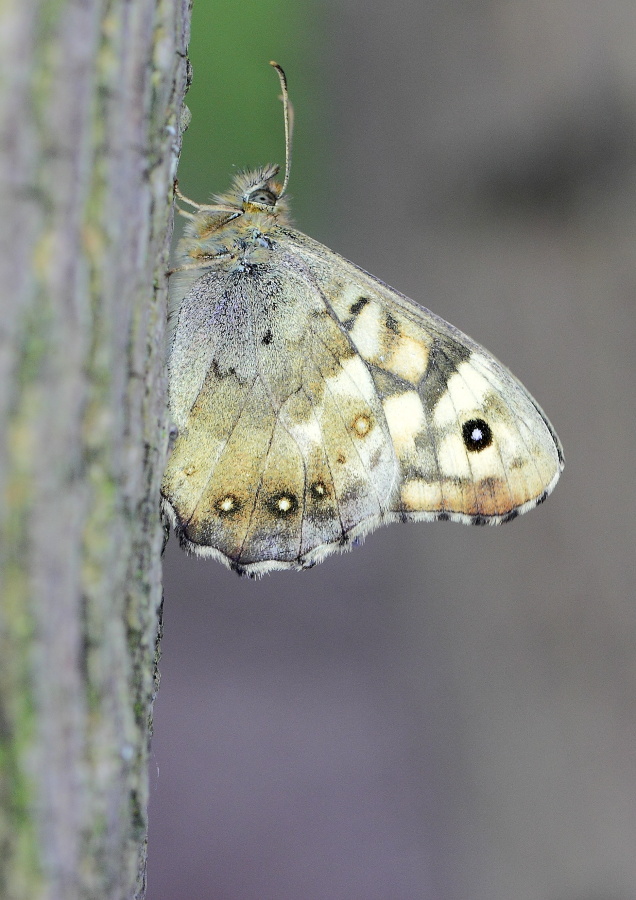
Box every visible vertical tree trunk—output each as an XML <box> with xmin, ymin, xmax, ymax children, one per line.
<box><xmin>0</xmin><ymin>0</ymin><xmax>190</xmax><ymax>896</ymax></box>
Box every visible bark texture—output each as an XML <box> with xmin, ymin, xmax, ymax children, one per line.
<box><xmin>0</xmin><ymin>0</ymin><xmax>191</xmax><ymax>896</ymax></box>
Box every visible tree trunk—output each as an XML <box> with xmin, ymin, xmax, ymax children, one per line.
<box><xmin>0</xmin><ymin>0</ymin><xmax>190</xmax><ymax>896</ymax></box>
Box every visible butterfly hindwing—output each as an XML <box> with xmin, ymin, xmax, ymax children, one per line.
<box><xmin>162</xmin><ymin>244</ymin><xmax>402</xmax><ymax>573</ymax></box>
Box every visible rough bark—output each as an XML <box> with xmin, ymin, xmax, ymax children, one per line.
<box><xmin>0</xmin><ymin>0</ymin><xmax>191</xmax><ymax>896</ymax></box>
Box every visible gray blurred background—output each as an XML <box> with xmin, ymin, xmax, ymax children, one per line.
<box><xmin>148</xmin><ymin>2</ymin><xmax>636</xmax><ymax>898</ymax></box>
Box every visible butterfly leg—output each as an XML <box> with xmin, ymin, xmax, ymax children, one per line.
<box><xmin>173</xmin><ymin>180</ymin><xmax>241</xmax><ymax>215</ymax></box>
<box><xmin>173</xmin><ymin>179</ymin><xmax>209</xmax><ymax>209</ymax></box>
<box><xmin>166</xmin><ymin>254</ymin><xmax>233</xmax><ymax>277</ymax></box>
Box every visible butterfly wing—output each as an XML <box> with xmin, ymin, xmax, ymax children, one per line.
<box><xmin>162</xmin><ymin>227</ymin><xmax>563</xmax><ymax>575</ymax></box>
<box><xmin>279</xmin><ymin>226</ymin><xmax>564</xmax><ymax>525</ymax></box>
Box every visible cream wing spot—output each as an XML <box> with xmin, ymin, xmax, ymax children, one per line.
<box><xmin>308</xmin><ymin>330</ymin><xmax>399</xmax><ymax>509</ymax></box>
<box><xmin>383</xmin><ymin>391</ymin><xmax>427</xmax><ymax>459</ymax></box>
<box><xmin>281</xmin><ymin>408</ymin><xmax>324</xmax><ymax>451</ymax></box>
<box><xmin>344</xmin><ymin>297</ymin><xmax>384</xmax><ymax>359</ymax></box>
<box><xmin>401</xmin><ymin>479</ymin><xmax>443</xmax><ymax>511</ymax></box>
<box><xmin>432</xmin><ymin>385</ymin><xmax>460</xmax><ymax>430</ymax></box>
<box><xmin>309</xmin><ymin>360</ymin><xmax>396</xmax><ymax>521</ymax></box>
<box><xmin>385</xmin><ymin>335</ymin><xmax>429</xmax><ymax>383</ymax></box>
<box><xmin>279</xmin><ymin>393</ymin><xmax>346</xmax><ymax>554</ymax></box>
<box><xmin>338</xmin><ymin>292</ymin><xmax>430</xmax><ymax>385</ymax></box>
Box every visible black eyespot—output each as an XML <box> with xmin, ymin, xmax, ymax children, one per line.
<box><xmin>462</xmin><ymin>418</ymin><xmax>493</xmax><ymax>452</ymax></box>
<box><xmin>262</xmin><ymin>329</ymin><xmax>273</xmax><ymax>345</ymax></box>
<box><xmin>247</xmin><ymin>188</ymin><xmax>277</xmax><ymax>206</ymax></box>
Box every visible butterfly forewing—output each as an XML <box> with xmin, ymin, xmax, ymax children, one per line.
<box><xmin>280</xmin><ymin>227</ymin><xmax>563</xmax><ymax>524</ymax></box>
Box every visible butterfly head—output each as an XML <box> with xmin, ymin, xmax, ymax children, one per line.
<box><xmin>172</xmin><ymin>62</ymin><xmax>295</xmax><ymax>265</ymax></box>
<box><xmin>215</xmin><ymin>165</ymin><xmax>291</xmax><ymax>221</ymax></box>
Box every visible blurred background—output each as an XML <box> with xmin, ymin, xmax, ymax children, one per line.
<box><xmin>149</xmin><ymin>2</ymin><xmax>636</xmax><ymax>898</ymax></box>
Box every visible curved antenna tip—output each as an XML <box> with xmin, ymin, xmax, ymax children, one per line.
<box><xmin>268</xmin><ymin>62</ymin><xmax>292</xmax><ymax>197</ymax></box>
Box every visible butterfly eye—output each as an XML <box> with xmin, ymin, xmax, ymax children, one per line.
<box><xmin>247</xmin><ymin>188</ymin><xmax>277</xmax><ymax>206</ymax></box>
<box><xmin>462</xmin><ymin>418</ymin><xmax>493</xmax><ymax>452</ymax></box>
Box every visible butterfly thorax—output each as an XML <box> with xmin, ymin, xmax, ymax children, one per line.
<box><xmin>177</xmin><ymin>166</ymin><xmax>293</xmax><ymax>274</ymax></box>
<box><xmin>170</xmin><ymin>166</ymin><xmax>323</xmax><ymax>415</ymax></box>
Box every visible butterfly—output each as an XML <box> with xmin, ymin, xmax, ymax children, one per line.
<box><xmin>161</xmin><ymin>62</ymin><xmax>564</xmax><ymax>576</ymax></box>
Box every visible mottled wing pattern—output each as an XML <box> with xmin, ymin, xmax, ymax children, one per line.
<box><xmin>162</xmin><ymin>226</ymin><xmax>563</xmax><ymax>576</ymax></box>
<box><xmin>280</xmin><ymin>227</ymin><xmax>564</xmax><ymax>524</ymax></box>
<box><xmin>162</xmin><ymin>248</ymin><xmax>401</xmax><ymax>575</ymax></box>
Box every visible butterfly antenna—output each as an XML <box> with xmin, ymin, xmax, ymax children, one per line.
<box><xmin>270</xmin><ymin>61</ymin><xmax>293</xmax><ymax>198</ymax></box>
